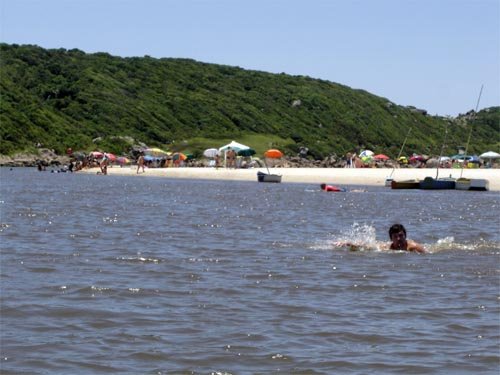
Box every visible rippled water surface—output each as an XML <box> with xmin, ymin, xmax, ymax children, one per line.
<box><xmin>1</xmin><ymin>168</ymin><xmax>499</xmax><ymax>374</ymax></box>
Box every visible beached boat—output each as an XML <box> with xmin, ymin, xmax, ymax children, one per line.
<box><xmin>257</xmin><ymin>171</ymin><xmax>282</xmax><ymax>183</ymax></box>
<box><xmin>454</xmin><ymin>86</ymin><xmax>489</xmax><ymax>192</ymax></box>
<box><xmin>419</xmin><ymin>176</ymin><xmax>456</xmax><ymax>190</ymax></box>
<box><xmin>391</xmin><ymin>179</ymin><xmax>420</xmax><ymax>189</ymax></box>
<box><xmin>386</xmin><ymin>127</ymin><xmax>412</xmax><ymax>188</ymax></box>
<box><xmin>455</xmin><ymin>177</ymin><xmax>489</xmax><ymax>191</ymax></box>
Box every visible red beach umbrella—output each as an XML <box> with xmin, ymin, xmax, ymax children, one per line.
<box><xmin>409</xmin><ymin>155</ymin><xmax>425</xmax><ymax>162</ymax></box>
<box><xmin>105</xmin><ymin>153</ymin><xmax>117</xmax><ymax>162</ymax></box>
<box><xmin>90</xmin><ymin>151</ymin><xmax>104</xmax><ymax>159</ymax></box>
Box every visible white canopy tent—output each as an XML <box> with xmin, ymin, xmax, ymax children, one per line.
<box><xmin>218</xmin><ymin>141</ymin><xmax>250</xmax><ymax>152</ymax></box>
<box><xmin>479</xmin><ymin>151</ymin><xmax>500</xmax><ymax>159</ymax></box>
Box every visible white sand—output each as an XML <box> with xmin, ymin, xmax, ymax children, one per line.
<box><xmin>79</xmin><ymin>166</ymin><xmax>500</xmax><ymax>191</ymax></box>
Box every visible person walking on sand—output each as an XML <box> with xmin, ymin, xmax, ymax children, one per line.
<box><xmin>137</xmin><ymin>152</ymin><xmax>145</xmax><ymax>174</ymax></box>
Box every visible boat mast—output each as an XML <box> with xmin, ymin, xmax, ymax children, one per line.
<box><xmin>460</xmin><ymin>85</ymin><xmax>483</xmax><ymax>178</ymax></box>
<box><xmin>436</xmin><ymin>122</ymin><xmax>449</xmax><ymax>179</ymax></box>
<box><xmin>389</xmin><ymin>127</ymin><xmax>412</xmax><ymax>179</ymax></box>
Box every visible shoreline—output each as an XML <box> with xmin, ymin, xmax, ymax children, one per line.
<box><xmin>77</xmin><ymin>166</ymin><xmax>500</xmax><ymax>191</ymax></box>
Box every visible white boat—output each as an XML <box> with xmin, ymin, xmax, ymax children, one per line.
<box><xmin>455</xmin><ymin>177</ymin><xmax>489</xmax><ymax>191</ymax></box>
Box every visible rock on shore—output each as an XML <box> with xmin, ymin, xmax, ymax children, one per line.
<box><xmin>0</xmin><ymin>149</ymin><xmax>70</xmax><ymax>167</ymax></box>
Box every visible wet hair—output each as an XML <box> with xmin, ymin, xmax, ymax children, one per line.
<box><xmin>389</xmin><ymin>224</ymin><xmax>406</xmax><ymax>239</ymax></box>
<box><xmin>320</xmin><ymin>183</ymin><xmax>326</xmax><ymax>189</ymax></box>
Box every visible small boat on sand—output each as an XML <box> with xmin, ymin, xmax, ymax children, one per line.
<box><xmin>419</xmin><ymin>176</ymin><xmax>456</xmax><ymax>190</ymax></box>
<box><xmin>257</xmin><ymin>171</ymin><xmax>282</xmax><ymax>183</ymax></box>
<box><xmin>455</xmin><ymin>177</ymin><xmax>489</xmax><ymax>191</ymax></box>
<box><xmin>391</xmin><ymin>179</ymin><xmax>420</xmax><ymax>189</ymax></box>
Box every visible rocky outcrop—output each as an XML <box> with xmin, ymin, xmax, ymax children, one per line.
<box><xmin>0</xmin><ymin>149</ymin><xmax>70</xmax><ymax>167</ymax></box>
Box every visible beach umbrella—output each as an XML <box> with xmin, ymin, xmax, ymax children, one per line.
<box><xmin>361</xmin><ymin>156</ymin><xmax>372</xmax><ymax>163</ymax></box>
<box><xmin>144</xmin><ymin>155</ymin><xmax>159</xmax><ymax>162</ymax></box>
<box><xmin>203</xmin><ymin>148</ymin><xmax>220</xmax><ymax>158</ymax></box>
<box><xmin>172</xmin><ymin>152</ymin><xmax>187</xmax><ymax>161</ymax></box>
<box><xmin>238</xmin><ymin>148</ymin><xmax>256</xmax><ymax>157</ymax></box>
<box><xmin>450</xmin><ymin>154</ymin><xmax>480</xmax><ymax>162</ymax></box>
<box><xmin>104</xmin><ymin>153</ymin><xmax>117</xmax><ymax>162</ymax></box>
<box><xmin>359</xmin><ymin>150</ymin><xmax>374</xmax><ymax>158</ymax></box>
<box><xmin>479</xmin><ymin>151</ymin><xmax>500</xmax><ymax>159</ymax></box>
<box><xmin>263</xmin><ymin>149</ymin><xmax>284</xmax><ymax>174</ymax></box>
<box><xmin>218</xmin><ymin>140</ymin><xmax>250</xmax><ymax>152</ymax></box>
<box><xmin>144</xmin><ymin>147</ymin><xmax>170</xmax><ymax>157</ymax></box>
<box><xmin>90</xmin><ymin>151</ymin><xmax>104</xmax><ymax>159</ymax></box>
<box><xmin>117</xmin><ymin>156</ymin><xmax>131</xmax><ymax>165</ymax></box>
<box><xmin>373</xmin><ymin>154</ymin><xmax>390</xmax><ymax>160</ymax></box>
<box><xmin>409</xmin><ymin>155</ymin><xmax>425</xmax><ymax>162</ymax></box>
<box><xmin>72</xmin><ymin>151</ymin><xmax>86</xmax><ymax>161</ymax></box>
<box><xmin>264</xmin><ymin>149</ymin><xmax>283</xmax><ymax>159</ymax></box>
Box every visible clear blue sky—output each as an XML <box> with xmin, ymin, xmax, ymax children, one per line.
<box><xmin>1</xmin><ymin>0</ymin><xmax>499</xmax><ymax>116</ymax></box>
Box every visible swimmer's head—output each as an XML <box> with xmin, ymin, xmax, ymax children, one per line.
<box><xmin>389</xmin><ymin>224</ymin><xmax>406</xmax><ymax>239</ymax></box>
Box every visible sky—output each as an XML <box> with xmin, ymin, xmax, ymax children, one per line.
<box><xmin>1</xmin><ymin>0</ymin><xmax>499</xmax><ymax>116</ymax></box>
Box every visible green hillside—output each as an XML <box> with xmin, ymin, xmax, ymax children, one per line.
<box><xmin>1</xmin><ymin>43</ymin><xmax>498</xmax><ymax>158</ymax></box>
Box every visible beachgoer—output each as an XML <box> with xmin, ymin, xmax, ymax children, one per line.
<box><xmin>137</xmin><ymin>152</ymin><xmax>145</xmax><ymax>174</ymax></box>
<box><xmin>320</xmin><ymin>183</ymin><xmax>346</xmax><ymax>192</ymax></box>
<box><xmin>100</xmin><ymin>153</ymin><xmax>109</xmax><ymax>175</ymax></box>
<box><xmin>386</xmin><ymin>223</ymin><xmax>425</xmax><ymax>253</ymax></box>
<box><xmin>226</xmin><ymin>147</ymin><xmax>236</xmax><ymax>169</ymax></box>
<box><xmin>215</xmin><ymin>153</ymin><xmax>221</xmax><ymax>169</ymax></box>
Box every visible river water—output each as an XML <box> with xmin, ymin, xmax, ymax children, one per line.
<box><xmin>1</xmin><ymin>168</ymin><xmax>499</xmax><ymax>374</ymax></box>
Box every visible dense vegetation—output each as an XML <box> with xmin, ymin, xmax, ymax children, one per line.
<box><xmin>1</xmin><ymin>43</ymin><xmax>498</xmax><ymax>158</ymax></box>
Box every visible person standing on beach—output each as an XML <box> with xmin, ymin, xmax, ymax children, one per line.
<box><xmin>137</xmin><ymin>152</ymin><xmax>145</xmax><ymax>174</ymax></box>
<box><xmin>215</xmin><ymin>153</ymin><xmax>221</xmax><ymax>169</ymax></box>
<box><xmin>226</xmin><ymin>147</ymin><xmax>235</xmax><ymax>169</ymax></box>
<box><xmin>100</xmin><ymin>153</ymin><xmax>109</xmax><ymax>175</ymax></box>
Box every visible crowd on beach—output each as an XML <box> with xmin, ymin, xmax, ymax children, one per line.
<box><xmin>34</xmin><ymin>145</ymin><xmax>499</xmax><ymax>175</ymax></box>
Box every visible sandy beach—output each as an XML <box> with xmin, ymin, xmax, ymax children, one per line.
<box><xmin>78</xmin><ymin>166</ymin><xmax>500</xmax><ymax>191</ymax></box>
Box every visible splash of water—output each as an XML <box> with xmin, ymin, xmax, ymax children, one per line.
<box><xmin>324</xmin><ymin>222</ymin><xmax>382</xmax><ymax>251</ymax></box>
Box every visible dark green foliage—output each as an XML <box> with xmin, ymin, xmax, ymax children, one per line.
<box><xmin>1</xmin><ymin>43</ymin><xmax>498</xmax><ymax>157</ymax></box>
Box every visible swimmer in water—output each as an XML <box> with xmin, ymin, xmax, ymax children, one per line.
<box><xmin>384</xmin><ymin>223</ymin><xmax>425</xmax><ymax>253</ymax></box>
<box><xmin>320</xmin><ymin>183</ymin><xmax>345</xmax><ymax>192</ymax></box>
<box><xmin>334</xmin><ymin>223</ymin><xmax>425</xmax><ymax>253</ymax></box>
<box><xmin>320</xmin><ymin>183</ymin><xmax>366</xmax><ymax>193</ymax></box>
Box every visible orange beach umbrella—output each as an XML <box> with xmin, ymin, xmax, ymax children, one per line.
<box><xmin>264</xmin><ymin>149</ymin><xmax>283</xmax><ymax>159</ymax></box>
<box><xmin>172</xmin><ymin>152</ymin><xmax>187</xmax><ymax>161</ymax></box>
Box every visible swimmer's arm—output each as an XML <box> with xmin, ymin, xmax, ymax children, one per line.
<box><xmin>333</xmin><ymin>241</ymin><xmax>361</xmax><ymax>251</ymax></box>
<box><xmin>407</xmin><ymin>241</ymin><xmax>426</xmax><ymax>253</ymax></box>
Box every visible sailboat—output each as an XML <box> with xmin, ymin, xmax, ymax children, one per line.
<box><xmin>418</xmin><ymin>120</ymin><xmax>456</xmax><ymax>190</ymax></box>
<box><xmin>454</xmin><ymin>86</ymin><xmax>489</xmax><ymax>191</ymax></box>
<box><xmin>388</xmin><ymin>128</ymin><xmax>421</xmax><ymax>189</ymax></box>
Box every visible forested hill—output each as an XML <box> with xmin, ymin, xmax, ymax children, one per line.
<box><xmin>1</xmin><ymin>43</ymin><xmax>498</xmax><ymax>158</ymax></box>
